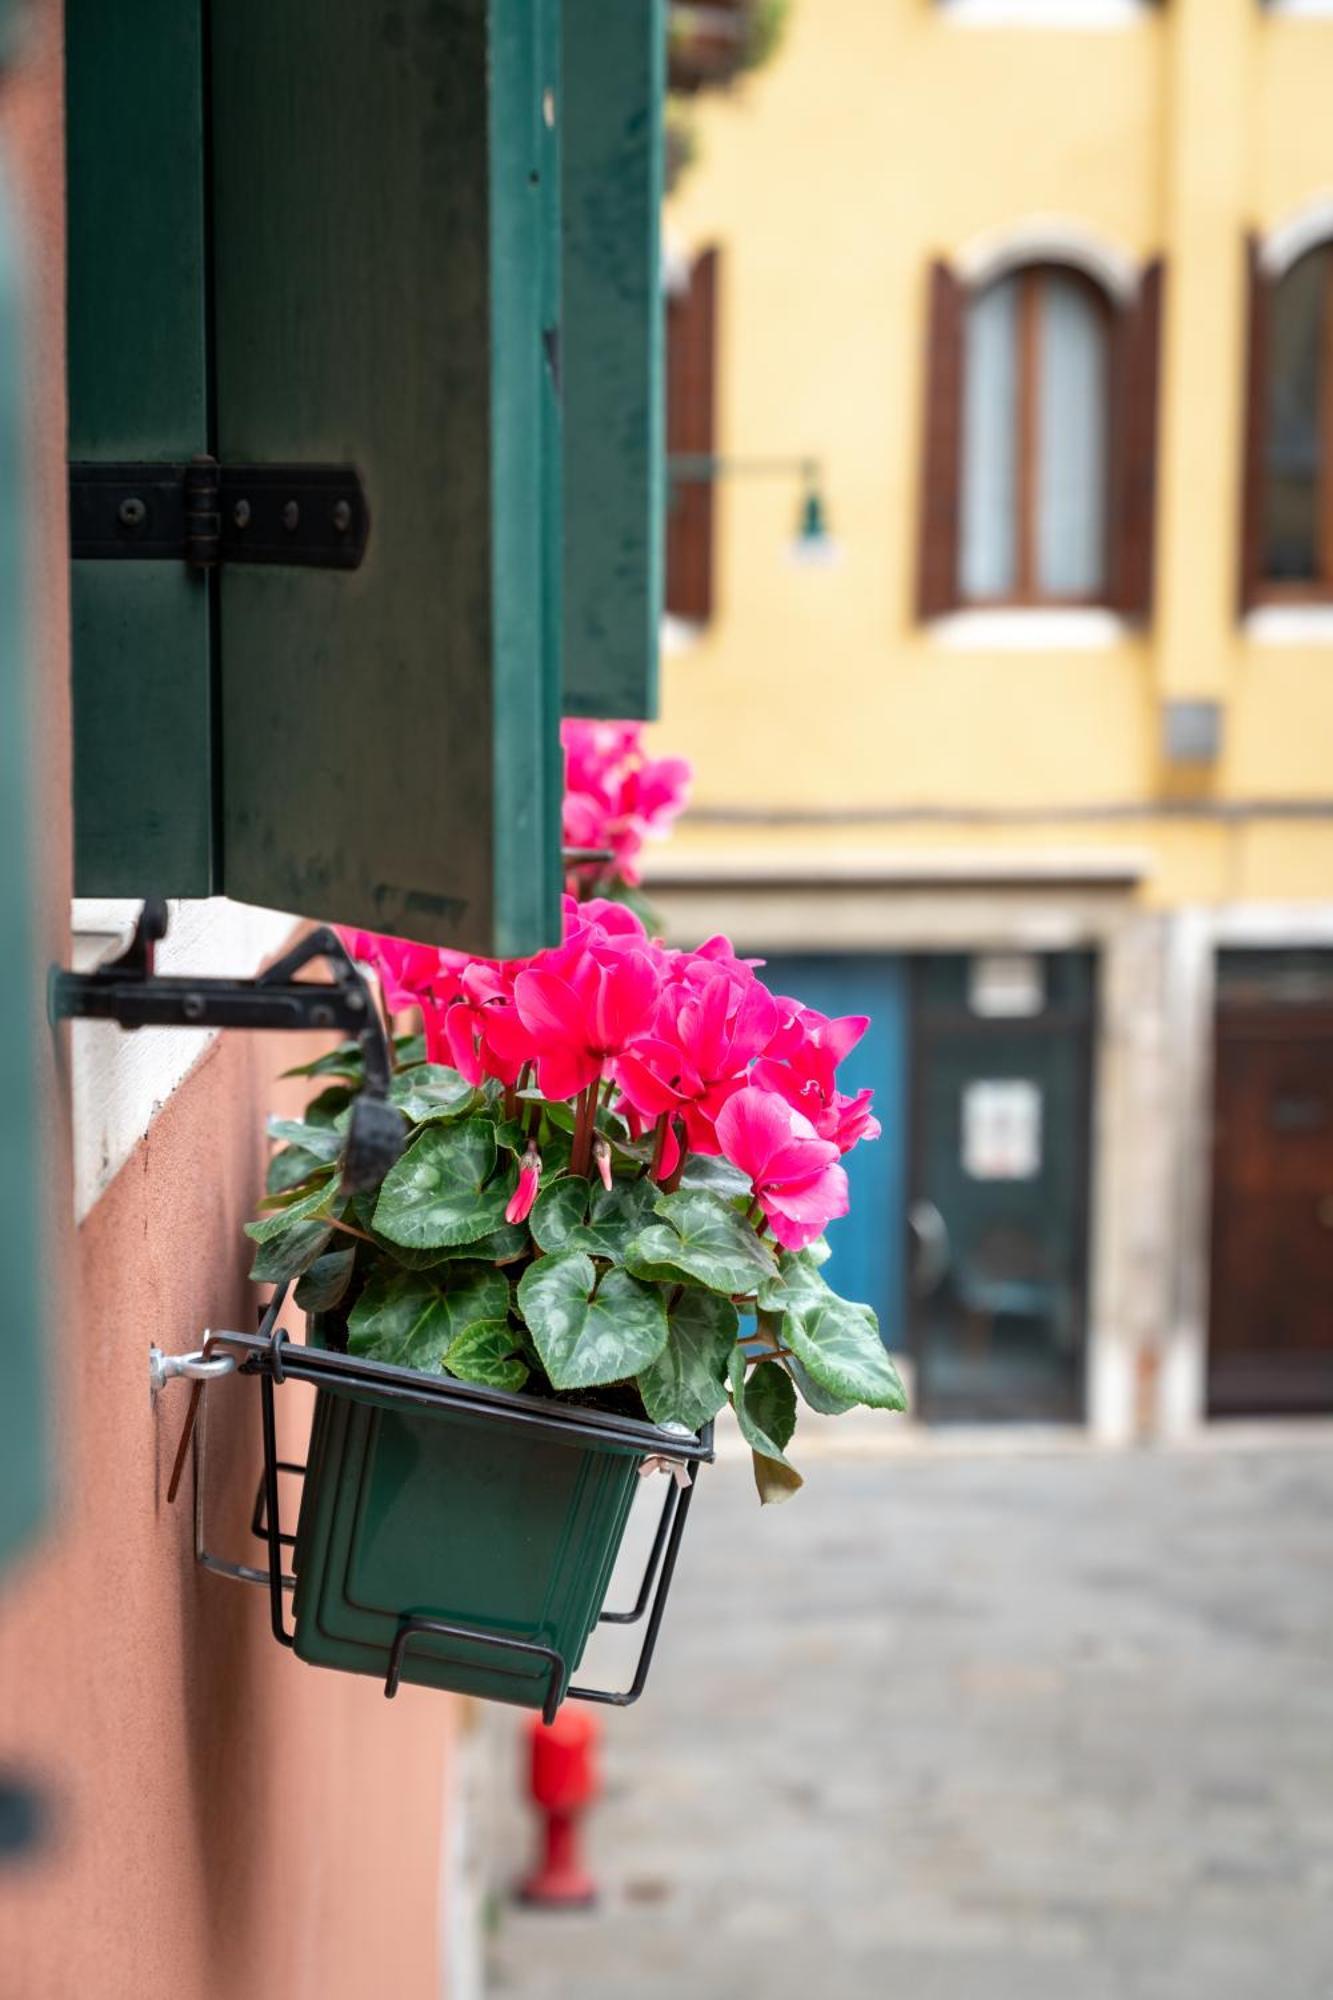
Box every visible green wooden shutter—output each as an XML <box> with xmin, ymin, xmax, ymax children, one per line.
<box><xmin>66</xmin><ymin>1</ymin><xmax>564</xmax><ymax>957</ymax></box>
<box><xmin>65</xmin><ymin>0</ymin><xmax>214</xmax><ymax>896</ymax></box>
<box><xmin>561</xmin><ymin>0</ymin><xmax>666</xmax><ymax>721</ymax></box>
<box><xmin>0</xmin><ymin>146</ymin><xmax>44</xmax><ymax>1570</ymax></box>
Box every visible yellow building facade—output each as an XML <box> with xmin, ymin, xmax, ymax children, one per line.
<box><xmin>650</xmin><ymin>0</ymin><xmax>1333</xmax><ymax>1440</ymax></box>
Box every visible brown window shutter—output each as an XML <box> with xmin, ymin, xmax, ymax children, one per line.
<box><xmin>916</xmin><ymin>259</ymin><xmax>963</xmax><ymax>621</ymax></box>
<box><xmin>666</xmin><ymin>246</ymin><xmax>719</xmax><ymax>623</ymax></box>
<box><xmin>1109</xmin><ymin>258</ymin><xmax>1164</xmax><ymax>622</ymax></box>
<box><xmin>1239</xmin><ymin>233</ymin><xmax>1270</xmax><ymax>614</ymax></box>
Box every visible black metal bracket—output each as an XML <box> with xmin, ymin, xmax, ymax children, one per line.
<box><xmin>50</xmin><ymin>900</ymin><xmax>404</xmax><ymax>1190</ymax></box>
<box><xmin>69</xmin><ymin>457</ymin><xmax>369</xmax><ymax>569</ymax></box>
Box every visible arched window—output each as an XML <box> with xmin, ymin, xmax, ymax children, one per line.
<box><xmin>1254</xmin><ymin>241</ymin><xmax>1333</xmax><ymax>590</ymax></box>
<box><xmin>918</xmin><ymin>251</ymin><xmax>1162</xmax><ymax>623</ymax></box>
<box><xmin>959</xmin><ymin>265</ymin><xmax>1111</xmax><ymax>602</ymax></box>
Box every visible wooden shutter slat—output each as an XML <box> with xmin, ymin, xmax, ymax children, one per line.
<box><xmin>916</xmin><ymin>259</ymin><xmax>963</xmax><ymax>621</ymax></box>
<box><xmin>1110</xmin><ymin>257</ymin><xmax>1163</xmax><ymax>622</ymax></box>
<box><xmin>1240</xmin><ymin>234</ymin><xmax>1270</xmax><ymax>615</ymax></box>
<box><xmin>666</xmin><ymin>246</ymin><xmax>719</xmax><ymax>624</ymax></box>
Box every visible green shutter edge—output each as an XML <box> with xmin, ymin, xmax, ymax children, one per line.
<box><xmin>0</xmin><ymin>147</ymin><xmax>46</xmax><ymax>1573</ymax></box>
<box><xmin>561</xmin><ymin>0</ymin><xmax>666</xmax><ymax>722</ymax></box>
<box><xmin>491</xmin><ymin>0</ymin><xmax>565</xmax><ymax>956</ymax></box>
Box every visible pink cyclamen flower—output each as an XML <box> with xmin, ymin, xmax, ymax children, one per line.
<box><xmin>339</xmin><ymin>928</ymin><xmax>443</xmax><ymax>1013</ymax></box>
<box><xmin>560</xmin><ymin>720</ymin><xmax>693</xmax><ymax>888</ymax></box>
<box><xmin>714</xmin><ymin>1086</ymin><xmax>850</xmax><ymax>1253</ymax></box>
<box><xmin>616</xmin><ymin>955</ymin><xmax>779</xmax><ymax>1156</ymax></box>
<box><xmin>753</xmin><ymin>1004</ymin><xmax>881</xmax><ymax>1156</ymax></box>
<box><xmin>506</xmin><ymin>1144</ymin><xmax>542</xmax><ymax>1225</ymax></box>
<box><xmin>431</xmin><ymin>961</ymin><xmax>529</xmax><ymax>1086</ymax></box>
<box><xmin>513</xmin><ymin>931</ymin><xmax>661</xmax><ymax>1101</ymax></box>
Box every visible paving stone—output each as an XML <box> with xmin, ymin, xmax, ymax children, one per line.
<box><xmin>488</xmin><ymin>1436</ymin><xmax>1333</xmax><ymax>1999</ymax></box>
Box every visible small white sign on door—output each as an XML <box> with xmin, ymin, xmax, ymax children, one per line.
<box><xmin>962</xmin><ymin>1079</ymin><xmax>1043</xmax><ymax>1180</ymax></box>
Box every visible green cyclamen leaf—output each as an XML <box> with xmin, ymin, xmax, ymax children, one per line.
<box><xmin>266</xmin><ymin>1146</ymin><xmax>332</xmax><ymax>1198</ymax></box>
<box><xmin>516</xmin><ymin>1251</ymin><xmax>668</xmax><ymax>1391</ymax></box>
<box><xmin>248</xmin><ymin>1220</ymin><xmax>336</xmax><ymax>1285</ymax></box>
<box><xmin>530</xmin><ymin>1176</ymin><xmax>657</xmax><ymax>1262</ymax></box>
<box><xmin>246</xmin><ymin>1179</ymin><xmax>345</xmax><ymax>1242</ymax></box>
<box><xmin>625</xmin><ymin>1189</ymin><xmax>779</xmax><ymax>1297</ymax></box>
<box><xmin>389</xmin><ymin>1063</ymin><xmax>476</xmax><ymax>1125</ymax></box>
<box><xmin>443</xmin><ymin>1321</ymin><xmax>529</xmax><ymax>1392</ymax></box>
<box><xmin>755</xmin><ymin>1246</ymin><xmax>832</xmax><ymax>1315</ymax></box>
<box><xmin>347</xmin><ymin>1264</ymin><xmax>511</xmax><ymax>1371</ymax></box>
<box><xmin>675</xmin><ymin>1154</ymin><xmax>753</xmax><ymax>1200</ymax></box>
<box><xmin>636</xmin><ymin>1290</ymin><xmax>738</xmax><ymax>1431</ymax></box>
<box><xmin>372</xmin><ymin>1121</ymin><xmax>514</xmax><ymax>1250</ymax></box>
<box><xmin>788</xmin><ymin>1353</ymin><xmax>858</xmax><ymax>1416</ymax></box>
<box><xmin>293</xmin><ymin>1246</ymin><xmax>358</xmax><ymax>1313</ymax></box>
<box><xmin>728</xmin><ymin>1352</ymin><xmax>802</xmax><ymax>1505</ymax></box>
<box><xmin>281</xmin><ymin>1041</ymin><xmax>365</xmax><ymax>1081</ymax></box>
<box><xmin>266</xmin><ymin>1116</ymin><xmax>345</xmax><ymax>1164</ymax></box>
<box><xmin>784</xmin><ymin>1296</ymin><xmax>907</xmax><ymax>1412</ymax></box>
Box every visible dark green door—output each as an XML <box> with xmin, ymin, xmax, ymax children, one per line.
<box><xmin>908</xmin><ymin>954</ymin><xmax>1094</xmax><ymax>1424</ymax></box>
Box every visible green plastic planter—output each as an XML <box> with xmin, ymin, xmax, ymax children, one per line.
<box><xmin>279</xmin><ymin>1333</ymin><xmax>710</xmax><ymax>1716</ymax></box>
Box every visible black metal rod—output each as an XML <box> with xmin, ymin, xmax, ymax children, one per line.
<box><xmin>250</xmin><ymin>1463</ymin><xmax>304</xmax><ymax>1547</ymax></box>
<box><xmin>211</xmin><ymin>1326</ymin><xmax>715</xmax><ymax>1464</ymax></box>
<box><xmin>259</xmin><ymin>1373</ymin><xmax>293</xmax><ymax>1650</ymax></box>
<box><xmin>598</xmin><ymin>1482</ymin><xmax>679</xmax><ymax>1626</ymax></box>
<box><xmin>569</xmin><ymin>1459</ymin><xmax>702</xmax><ymax>1711</ymax></box>
<box><xmin>385</xmin><ymin>1616</ymin><xmax>565</xmax><ymax>1724</ymax></box>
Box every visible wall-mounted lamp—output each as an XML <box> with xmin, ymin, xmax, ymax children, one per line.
<box><xmin>667</xmin><ymin>453</ymin><xmax>839</xmax><ymax>568</ymax></box>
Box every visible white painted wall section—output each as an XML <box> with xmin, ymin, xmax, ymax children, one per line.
<box><xmin>70</xmin><ymin>897</ymin><xmax>297</xmax><ymax>1222</ymax></box>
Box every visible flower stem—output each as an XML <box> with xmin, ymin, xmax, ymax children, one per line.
<box><xmin>323</xmin><ymin>1217</ymin><xmax>378</xmax><ymax>1247</ymax></box>
<box><xmin>648</xmin><ymin>1113</ymin><xmax>671</xmax><ymax>1183</ymax></box>
<box><xmin>571</xmin><ymin>1080</ymin><xmax>598</xmax><ymax>1178</ymax></box>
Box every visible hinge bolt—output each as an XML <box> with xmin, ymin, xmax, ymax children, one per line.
<box><xmin>118</xmin><ymin>496</ymin><xmax>147</xmax><ymax>531</ymax></box>
<box><xmin>282</xmin><ymin>500</ymin><xmax>300</xmax><ymax>532</ymax></box>
<box><xmin>331</xmin><ymin>499</ymin><xmax>352</xmax><ymax>533</ymax></box>
<box><xmin>233</xmin><ymin>499</ymin><xmax>251</xmax><ymax>529</ymax></box>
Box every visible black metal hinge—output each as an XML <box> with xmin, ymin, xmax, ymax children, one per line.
<box><xmin>68</xmin><ymin>457</ymin><xmax>370</xmax><ymax>570</ymax></box>
<box><xmin>50</xmin><ymin>901</ymin><xmax>403</xmax><ymax>1190</ymax></box>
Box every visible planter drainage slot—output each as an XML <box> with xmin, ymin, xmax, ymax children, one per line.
<box><xmin>165</xmin><ymin>1290</ymin><xmax>713</xmax><ymax>1720</ymax></box>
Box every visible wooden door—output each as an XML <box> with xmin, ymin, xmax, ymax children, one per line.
<box><xmin>1208</xmin><ymin>1005</ymin><xmax>1333</xmax><ymax>1416</ymax></box>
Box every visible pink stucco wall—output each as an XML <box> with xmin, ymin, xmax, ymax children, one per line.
<box><xmin>0</xmin><ymin>7</ymin><xmax>456</xmax><ymax>1994</ymax></box>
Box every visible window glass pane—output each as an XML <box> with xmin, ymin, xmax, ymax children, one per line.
<box><xmin>1263</xmin><ymin>246</ymin><xmax>1326</xmax><ymax>583</ymax></box>
<box><xmin>959</xmin><ymin>275</ymin><xmax>1018</xmax><ymax>600</ymax></box>
<box><xmin>1036</xmin><ymin>271</ymin><xmax>1108</xmax><ymax>597</ymax></box>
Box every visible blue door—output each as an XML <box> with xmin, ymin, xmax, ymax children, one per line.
<box><xmin>757</xmin><ymin>954</ymin><xmax>909</xmax><ymax>1355</ymax></box>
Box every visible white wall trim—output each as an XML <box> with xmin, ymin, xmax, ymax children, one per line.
<box><xmin>1244</xmin><ymin>603</ymin><xmax>1333</xmax><ymax>645</ymax></box>
<box><xmin>938</xmin><ymin>0</ymin><xmax>1155</xmax><ymax>26</ymax></box>
<box><xmin>954</xmin><ymin>218</ymin><xmax>1141</xmax><ymax>303</ymax></box>
<box><xmin>1259</xmin><ymin>190</ymin><xmax>1333</xmax><ymax>280</ymax></box>
<box><xmin>70</xmin><ymin>896</ymin><xmax>297</xmax><ymax>1222</ymax></box>
<box><xmin>928</xmin><ymin>606</ymin><xmax>1128</xmax><ymax>651</ymax></box>
<box><xmin>661</xmin><ymin>613</ymin><xmax>706</xmax><ymax>655</ymax></box>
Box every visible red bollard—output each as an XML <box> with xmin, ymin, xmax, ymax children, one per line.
<box><xmin>517</xmin><ymin>1708</ymin><xmax>601</xmax><ymax>1908</ymax></box>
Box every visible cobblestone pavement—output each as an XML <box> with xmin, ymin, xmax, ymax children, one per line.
<box><xmin>487</xmin><ymin>1428</ymin><xmax>1333</xmax><ymax>2000</ymax></box>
